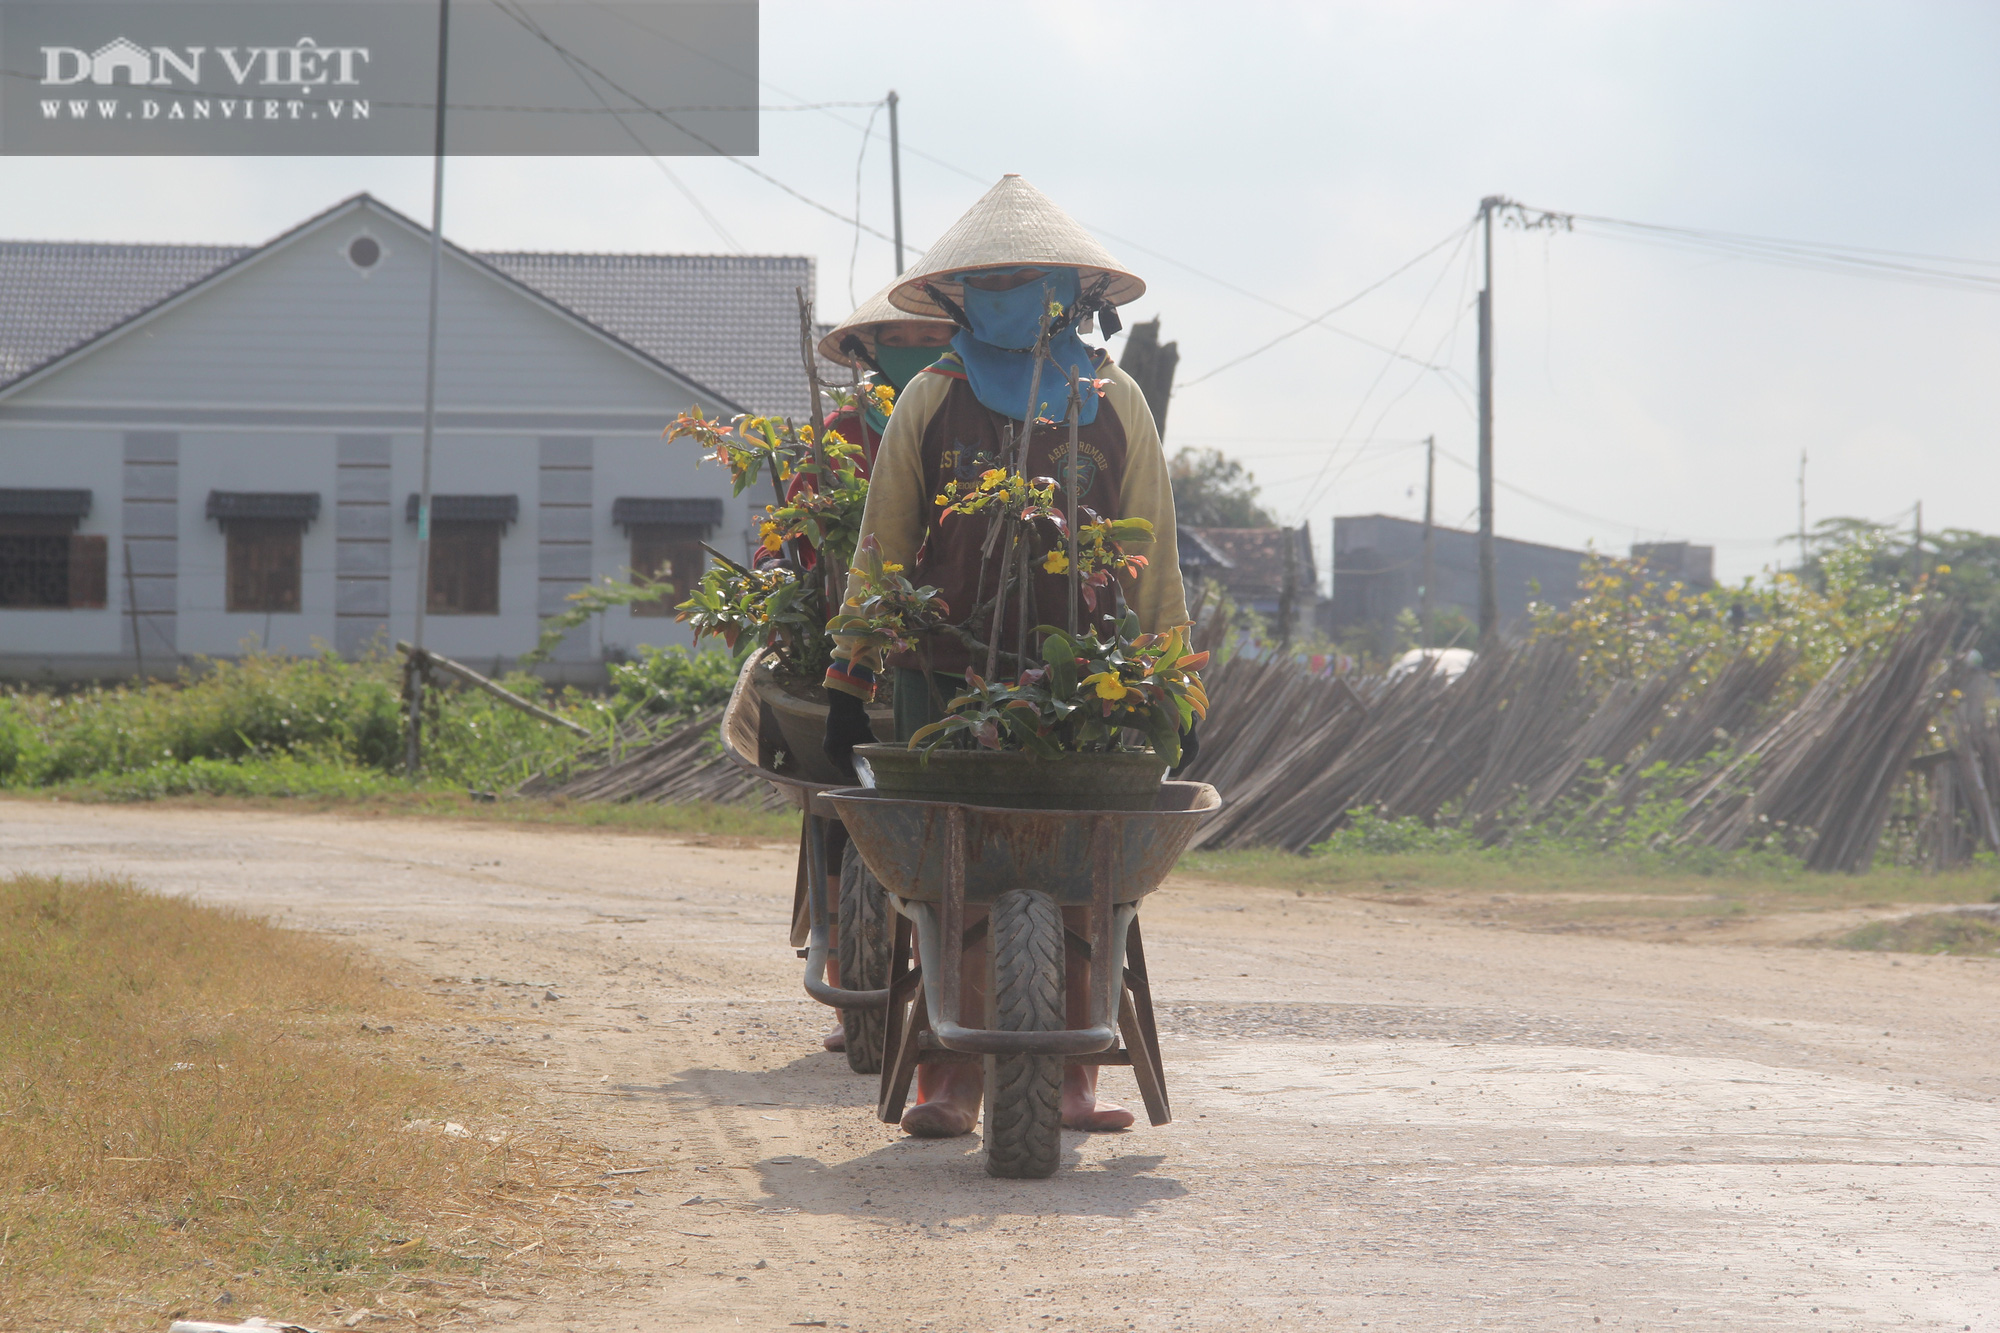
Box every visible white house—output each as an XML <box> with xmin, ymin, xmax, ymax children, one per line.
<box><xmin>0</xmin><ymin>193</ymin><xmax>828</xmax><ymax>682</ymax></box>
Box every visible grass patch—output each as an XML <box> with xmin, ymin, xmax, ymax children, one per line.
<box><xmin>0</xmin><ymin>873</ymin><xmax>596</xmax><ymax>1331</ymax></box>
<box><xmin>1174</xmin><ymin>844</ymin><xmax>2000</xmax><ymax>933</ymax></box>
<box><xmin>1826</xmin><ymin>908</ymin><xmax>2000</xmax><ymax>956</ymax></box>
<box><xmin>19</xmin><ymin>783</ymin><xmax>799</xmax><ymax>843</ymax></box>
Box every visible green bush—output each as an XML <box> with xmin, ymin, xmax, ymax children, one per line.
<box><xmin>0</xmin><ymin>650</ymin><xmax>618</xmax><ymax>797</ymax></box>
<box><xmin>606</xmin><ymin>644</ymin><xmax>740</xmax><ymax>721</ymax></box>
<box><xmin>5</xmin><ymin>651</ymin><xmax>402</xmax><ymax>785</ymax></box>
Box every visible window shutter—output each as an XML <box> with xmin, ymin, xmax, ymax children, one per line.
<box><xmin>68</xmin><ymin>534</ymin><xmax>107</xmax><ymax>608</ymax></box>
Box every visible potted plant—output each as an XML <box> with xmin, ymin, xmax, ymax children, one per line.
<box><xmin>663</xmin><ymin>404</ymin><xmax>896</xmax><ymax>780</ymax></box>
<box><xmin>832</xmin><ymin>466</ymin><xmax>1210</xmax><ymax>810</ymax></box>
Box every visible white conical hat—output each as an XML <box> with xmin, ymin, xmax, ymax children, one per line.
<box><xmin>816</xmin><ymin>271</ymin><xmax>955</xmax><ymax>368</ymax></box>
<box><xmin>888</xmin><ymin>174</ymin><xmax>1145</xmax><ymax>318</ymax></box>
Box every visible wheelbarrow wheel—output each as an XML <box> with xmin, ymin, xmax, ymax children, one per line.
<box><xmin>838</xmin><ymin>838</ymin><xmax>891</xmax><ymax>1074</ymax></box>
<box><xmin>984</xmin><ymin>888</ymin><xmax>1064</xmax><ymax>1179</ymax></box>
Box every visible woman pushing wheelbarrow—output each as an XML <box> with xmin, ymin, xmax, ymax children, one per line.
<box><xmin>818</xmin><ymin>175</ymin><xmax>1218</xmax><ymax>1176</ymax></box>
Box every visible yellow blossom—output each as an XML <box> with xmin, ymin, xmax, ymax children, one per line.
<box><xmin>1083</xmin><ymin>671</ymin><xmax>1128</xmax><ymax>701</ymax></box>
<box><xmin>1043</xmin><ymin>550</ymin><xmax>1070</xmax><ymax>575</ymax></box>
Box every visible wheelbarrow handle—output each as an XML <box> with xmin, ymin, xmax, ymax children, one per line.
<box><xmin>900</xmin><ymin>897</ymin><xmax>1135</xmax><ymax>1058</ymax></box>
<box><xmin>801</xmin><ymin>811</ymin><xmax>892</xmax><ymax>1008</ymax></box>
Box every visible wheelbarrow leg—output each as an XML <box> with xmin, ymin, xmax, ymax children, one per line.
<box><xmin>788</xmin><ymin>813</ymin><xmax>813</xmax><ymax>950</ymax></box>
<box><xmin>877</xmin><ymin>913</ymin><xmax>924</xmax><ymax>1124</ymax></box>
<box><xmin>1119</xmin><ymin>917</ymin><xmax>1172</xmax><ymax>1126</ymax></box>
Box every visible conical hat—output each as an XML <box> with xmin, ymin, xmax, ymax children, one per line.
<box><xmin>888</xmin><ymin>174</ymin><xmax>1145</xmax><ymax>318</ymax></box>
<box><xmin>816</xmin><ymin>271</ymin><xmax>955</xmax><ymax>368</ymax></box>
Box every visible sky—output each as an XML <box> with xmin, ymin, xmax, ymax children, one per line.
<box><xmin>4</xmin><ymin>0</ymin><xmax>1997</xmax><ymax>589</ymax></box>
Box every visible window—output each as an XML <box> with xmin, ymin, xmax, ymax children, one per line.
<box><xmin>208</xmin><ymin>492</ymin><xmax>318</xmax><ymax>614</ymax></box>
<box><xmin>0</xmin><ymin>490</ymin><xmax>101</xmax><ymax>610</ymax></box>
<box><xmin>429</xmin><ymin>520</ymin><xmax>501</xmax><ymax>615</ymax></box>
<box><xmin>225</xmin><ymin>519</ymin><xmax>302</xmax><ymax>612</ymax></box>
<box><xmin>628</xmin><ymin>525</ymin><xmax>707</xmax><ymax>617</ymax></box>
<box><xmin>611</xmin><ymin>497</ymin><xmax>722</xmax><ymax>618</ymax></box>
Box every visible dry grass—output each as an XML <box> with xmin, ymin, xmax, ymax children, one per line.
<box><xmin>0</xmin><ymin>873</ymin><xmax>603</xmax><ymax>1331</ymax></box>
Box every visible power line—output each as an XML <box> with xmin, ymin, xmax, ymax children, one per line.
<box><xmin>1292</xmin><ymin>224</ymin><xmax>1481</xmax><ymax>519</ymax></box>
<box><xmin>489</xmin><ymin>4</ymin><xmax>897</xmax><ymax>243</ymax></box>
<box><xmin>1176</xmin><ymin>221</ymin><xmax>1475</xmax><ymax>387</ymax></box>
<box><xmin>1518</xmin><ymin>204</ymin><xmax>2000</xmax><ymax>295</ymax></box>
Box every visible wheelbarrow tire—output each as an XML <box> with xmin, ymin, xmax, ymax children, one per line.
<box><xmin>838</xmin><ymin>837</ymin><xmax>891</xmax><ymax>1074</ymax></box>
<box><xmin>984</xmin><ymin>888</ymin><xmax>1065</xmax><ymax>1180</ymax></box>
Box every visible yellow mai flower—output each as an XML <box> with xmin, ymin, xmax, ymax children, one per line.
<box><xmin>980</xmin><ymin>468</ymin><xmax>1006</xmax><ymax>485</ymax></box>
<box><xmin>1083</xmin><ymin>671</ymin><xmax>1128</xmax><ymax>701</ymax></box>
<box><xmin>759</xmin><ymin>522</ymin><xmax>783</xmax><ymax>554</ymax></box>
<box><xmin>1043</xmin><ymin>549</ymin><xmax>1070</xmax><ymax>575</ymax></box>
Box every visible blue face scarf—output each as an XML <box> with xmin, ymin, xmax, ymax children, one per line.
<box><xmin>860</xmin><ymin>343</ymin><xmax>945</xmax><ymax>435</ymax></box>
<box><xmin>949</xmin><ymin>266</ymin><xmax>1100</xmax><ymax>425</ymax></box>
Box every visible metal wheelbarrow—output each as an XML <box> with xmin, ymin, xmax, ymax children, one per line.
<box><xmin>825</xmin><ymin>781</ymin><xmax>1221</xmax><ymax>1178</ymax></box>
<box><xmin>719</xmin><ymin>652</ymin><xmax>899</xmax><ymax>1072</ymax></box>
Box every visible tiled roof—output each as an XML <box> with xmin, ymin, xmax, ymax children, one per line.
<box><xmin>0</xmin><ymin>221</ymin><xmax>840</xmax><ymax>417</ymax></box>
<box><xmin>1183</xmin><ymin>526</ymin><xmax>1318</xmax><ymax>603</ymax></box>
<box><xmin>482</xmin><ymin>252</ymin><xmax>846</xmax><ymax>420</ymax></box>
<box><xmin>0</xmin><ymin>241</ymin><xmax>249</xmax><ymax>385</ymax></box>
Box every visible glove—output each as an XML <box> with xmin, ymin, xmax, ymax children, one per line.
<box><xmin>1169</xmin><ymin>716</ymin><xmax>1200</xmax><ymax>778</ymax></box>
<box><xmin>823</xmin><ymin>689</ymin><xmax>875</xmax><ymax>783</ymax></box>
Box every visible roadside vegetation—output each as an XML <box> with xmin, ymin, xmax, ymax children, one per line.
<box><xmin>0</xmin><ymin>643</ymin><xmax>780</xmax><ymax>823</ymax></box>
<box><xmin>0</xmin><ymin>873</ymin><xmax>602</xmax><ymax>1329</ymax></box>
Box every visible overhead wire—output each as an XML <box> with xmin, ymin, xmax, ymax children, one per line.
<box><xmin>1175</xmin><ymin>221</ymin><xmax>1475</xmax><ymax>388</ymax></box>
<box><xmin>492</xmin><ymin>3</ymin><xmax>898</xmax><ymax>242</ymax></box>
<box><xmin>1524</xmin><ymin>205</ymin><xmax>2000</xmax><ymax>295</ymax></box>
<box><xmin>487</xmin><ymin>1</ymin><xmax>745</xmax><ymax>252</ymax></box>
<box><xmin>1289</xmin><ymin>221</ymin><xmax>1480</xmax><ymax>521</ymax></box>
<box><xmin>847</xmin><ymin>99</ymin><xmax>886</xmax><ymax>307</ymax></box>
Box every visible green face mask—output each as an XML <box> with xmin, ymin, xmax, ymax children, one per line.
<box><xmin>873</xmin><ymin>343</ymin><xmax>944</xmax><ymax>393</ymax></box>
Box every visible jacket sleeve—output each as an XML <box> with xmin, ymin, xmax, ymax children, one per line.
<box><xmin>823</xmin><ymin>371</ymin><xmax>949</xmax><ymax>700</ymax></box>
<box><xmin>1102</xmin><ymin>360</ymin><xmax>1190</xmax><ymax>634</ymax></box>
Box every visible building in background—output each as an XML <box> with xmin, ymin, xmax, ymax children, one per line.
<box><xmin>1323</xmin><ymin>513</ymin><xmax>1592</xmax><ymax>650</ymax></box>
<box><xmin>1632</xmin><ymin>541</ymin><xmax>1717</xmax><ymax>589</ymax></box>
<box><xmin>1179</xmin><ymin>524</ymin><xmax>1317</xmax><ymax>640</ymax></box>
<box><xmin>0</xmin><ymin>193</ymin><xmax>829</xmax><ymax>682</ymax></box>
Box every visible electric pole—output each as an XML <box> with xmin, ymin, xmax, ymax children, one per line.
<box><xmin>1421</xmin><ymin>434</ymin><xmax>1436</xmax><ymax>650</ymax></box>
<box><xmin>407</xmin><ymin>0</ymin><xmax>450</xmax><ymax>776</ymax></box>
<box><xmin>886</xmin><ymin>90</ymin><xmax>905</xmax><ymax>274</ymax></box>
<box><xmin>1476</xmin><ymin>197</ymin><xmax>1499</xmax><ymax>645</ymax></box>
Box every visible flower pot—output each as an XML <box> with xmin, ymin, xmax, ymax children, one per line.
<box><xmin>849</xmin><ymin>744</ymin><xmax>1169</xmax><ymax>812</ymax></box>
<box><xmin>751</xmin><ymin>656</ymin><xmax>893</xmax><ymax>785</ymax></box>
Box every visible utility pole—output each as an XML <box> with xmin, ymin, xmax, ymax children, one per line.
<box><xmin>1795</xmin><ymin>449</ymin><xmax>1808</xmax><ymax>573</ymax></box>
<box><xmin>886</xmin><ymin>90</ymin><xmax>905</xmax><ymax>274</ymax></box>
<box><xmin>1277</xmin><ymin>526</ymin><xmax>1298</xmax><ymax>655</ymax></box>
<box><xmin>1476</xmin><ymin>196</ymin><xmax>1499</xmax><ymax>645</ymax></box>
<box><xmin>406</xmin><ymin>0</ymin><xmax>450</xmax><ymax>776</ymax></box>
<box><xmin>1421</xmin><ymin>434</ymin><xmax>1436</xmax><ymax>650</ymax></box>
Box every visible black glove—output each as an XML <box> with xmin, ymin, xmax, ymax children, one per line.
<box><xmin>1169</xmin><ymin>716</ymin><xmax>1200</xmax><ymax>778</ymax></box>
<box><xmin>823</xmin><ymin>689</ymin><xmax>875</xmax><ymax>783</ymax></box>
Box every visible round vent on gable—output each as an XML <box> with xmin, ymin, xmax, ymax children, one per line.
<box><xmin>346</xmin><ymin>235</ymin><xmax>381</xmax><ymax>270</ymax></box>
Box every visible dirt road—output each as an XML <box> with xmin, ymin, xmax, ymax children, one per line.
<box><xmin>7</xmin><ymin>799</ymin><xmax>1999</xmax><ymax>1331</ymax></box>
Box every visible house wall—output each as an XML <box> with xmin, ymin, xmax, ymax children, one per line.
<box><xmin>0</xmin><ymin>199</ymin><xmax>751</xmax><ymax>682</ymax></box>
<box><xmin>1325</xmin><ymin>513</ymin><xmax>1589</xmax><ymax>648</ymax></box>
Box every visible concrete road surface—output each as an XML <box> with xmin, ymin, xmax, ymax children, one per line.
<box><xmin>6</xmin><ymin>800</ymin><xmax>1998</xmax><ymax>1331</ymax></box>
